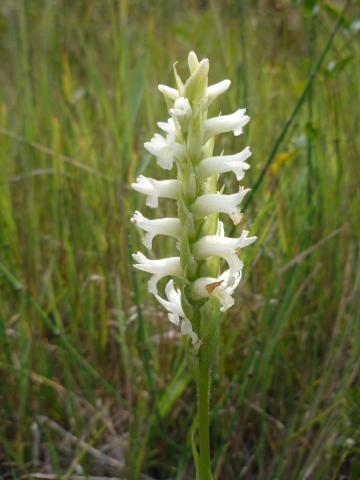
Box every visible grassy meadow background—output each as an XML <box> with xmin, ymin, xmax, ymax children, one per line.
<box><xmin>1</xmin><ymin>0</ymin><xmax>359</xmax><ymax>478</ymax></box>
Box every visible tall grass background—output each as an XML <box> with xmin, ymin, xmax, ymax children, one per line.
<box><xmin>0</xmin><ymin>0</ymin><xmax>359</xmax><ymax>478</ymax></box>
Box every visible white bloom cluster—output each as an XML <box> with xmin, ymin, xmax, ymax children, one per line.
<box><xmin>131</xmin><ymin>52</ymin><xmax>256</xmax><ymax>352</ymax></box>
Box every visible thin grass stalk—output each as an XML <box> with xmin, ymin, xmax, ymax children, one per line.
<box><xmin>306</xmin><ymin>10</ymin><xmax>317</xmax><ymax>234</ymax></box>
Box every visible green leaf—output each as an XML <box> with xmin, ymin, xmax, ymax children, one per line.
<box><xmin>158</xmin><ymin>361</ymin><xmax>190</xmax><ymax>418</ymax></box>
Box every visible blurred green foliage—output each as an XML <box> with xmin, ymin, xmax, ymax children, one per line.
<box><xmin>0</xmin><ymin>0</ymin><xmax>359</xmax><ymax>478</ymax></box>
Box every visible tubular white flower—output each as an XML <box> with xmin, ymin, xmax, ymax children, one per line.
<box><xmin>192</xmin><ymin>269</ymin><xmax>242</xmax><ymax>312</ymax></box>
<box><xmin>170</xmin><ymin>97</ymin><xmax>192</xmax><ymax>125</ymax></box>
<box><xmin>157</xmin><ymin>117</ymin><xmax>176</xmax><ymax>135</ymax></box>
<box><xmin>144</xmin><ymin>118</ymin><xmax>185</xmax><ymax>170</ymax></box>
<box><xmin>207</xmin><ymin>79</ymin><xmax>231</xmax><ymax>104</ymax></box>
<box><xmin>193</xmin><ymin>230</ymin><xmax>257</xmax><ymax>275</ymax></box>
<box><xmin>205</xmin><ymin>109</ymin><xmax>250</xmax><ymax>139</ymax></box>
<box><xmin>144</xmin><ymin>133</ymin><xmax>175</xmax><ymax>170</ymax></box>
<box><xmin>155</xmin><ymin>279</ymin><xmax>185</xmax><ymax>327</ymax></box>
<box><xmin>191</xmin><ymin>187</ymin><xmax>250</xmax><ymax>224</ymax></box>
<box><xmin>131</xmin><ymin>176</ymin><xmax>180</xmax><ymax>208</ymax></box>
<box><xmin>158</xmin><ymin>84</ymin><xmax>179</xmax><ymax>101</ymax></box>
<box><xmin>197</xmin><ymin>147</ymin><xmax>252</xmax><ymax>181</ymax></box>
<box><xmin>132</xmin><ymin>252</ymin><xmax>182</xmax><ymax>294</ymax></box>
<box><xmin>155</xmin><ymin>280</ymin><xmax>200</xmax><ymax>350</ymax></box>
<box><xmin>131</xmin><ymin>211</ymin><xmax>182</xmax><ymax>249</ymax></box>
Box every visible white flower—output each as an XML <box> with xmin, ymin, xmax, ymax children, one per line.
<box><xmin>155</xmin><ymin>279</ymin><xmax>185</xmax><ymax>327</ymax></box>
<box><xmin>191</xmin><ymin>187</ymin><xmax>250</xmax><ymax>224</ymax></box>
<box><xmin>132</xmin><ymin>252</ymin><xmax>182</xmax><ymax>294</ymax></box>
<box><xmin>197</xmin><ymin>147</ymin><xmax>252</xmax><ymax>181</ymax></box>
<box><xmin>170</xmin><ymin>97</ymin><xmax>192</xmax><ymax>125</ymax></box>
<box><xmin>144</xmin><ymin>118</ymin><xmax>183</xmax><ymax>170</ymax></box>
<box><xmin>131</xmin><ymin>211</ymin><xmax>182</xmax><ymax>249</ymax></box>
<box><xmin>158</xmin><ymin>84</ymin><xmax>179</xmax><ymax>101</ymax></box>
<box><xmin>193</xmin><ymin>230</ymin><xmax>257</xmax><ymax>275</ymax></box>
<box><xmin>157</xmin><ymin>117</ymin><xmax>176</xmax><ymax>135</ymax></box>
<box><xmin>156</xmin><ymin>280</ymin><xmax>200</xmax><ymax>350</ymax></box>
<box><xmin>144</xmin><ymin>133</ymin><xmax>175</xmax><ymax>170</ymax></box>
<box><xmin>131</xmin><ymin>175</ymin><xmax>180</xmax><ymax>208</ymax></box>
<box><xmin>207</xmin><ymin>79</ymin><xmax>231</xmax><ymax>105</ymax></box>
<box><xmin>205</xmin><ymin>109</ymin><xmax>250</xmax><ymax>139</ymax></box>
<box><xmin>192</xmin><ymin>269</ymin><xmax>242</xmax><ymax>312</ymax></box>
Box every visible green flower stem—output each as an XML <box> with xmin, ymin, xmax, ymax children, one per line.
<box><xmin>197</xmin><ymin>344</ymin><xmax>213</xmax><ymax>480</ymax></box>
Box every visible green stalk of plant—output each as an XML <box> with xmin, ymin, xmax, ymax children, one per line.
<box><xmin>131</xmin><ymin>51</ymin><xmax>256</xmax><ymax>478</ymax></box>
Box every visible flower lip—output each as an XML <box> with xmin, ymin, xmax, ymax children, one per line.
<box><xmin>206</xmin><ymin>280</ymin><xmax>223</xmax><ymax>294</ymax></box>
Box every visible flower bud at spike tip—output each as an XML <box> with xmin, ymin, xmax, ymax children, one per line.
<box><xmin>188</xmin><ymin>51</ymin><xmax>200</xmax><ymax>73</ymax></box>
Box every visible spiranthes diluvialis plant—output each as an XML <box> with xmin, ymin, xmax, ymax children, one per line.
<box><xmin>131</xmin><ymin>51</ymin><xmax>256</xmax><ymax>480</ymax></box>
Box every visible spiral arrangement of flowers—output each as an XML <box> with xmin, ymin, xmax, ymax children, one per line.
<box><xmin>131</xmin><ymin>51</ymin><xmax>256</xmax><ymax>478</ymax></box>
<box><xmin>132</xmin><ymin>51</ymin><xmax>256</xmax><ymax>352</ymax></box>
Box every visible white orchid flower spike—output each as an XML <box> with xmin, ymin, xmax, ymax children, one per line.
<box><xmin>131</xmin><ymin>51</ymin><xmax>256</xmax><ymax>352</ymax></box>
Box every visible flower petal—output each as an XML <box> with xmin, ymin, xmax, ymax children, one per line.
<box><xmin>197</xmin><ymin>147</ymin><xmax>252</xmax><ymax>181</ymax></box>
<box><xmin>132</xmin><ymin>252</ymin><xmax>182</xmax><ymax>294</ymax></box>
<box><xmin>207</xmin><ymin>79</ymin><xmax>231</xmax><ymax>104</ymax></box>
<box><xmin>191</xmin><ymin>188</ymin><xmax>250</xmax><ymax>224</ymax></box>
<box><xmin>131</xmin><ymin>211</ymin><xmax>182</xmax><ymax>248</ymax></box>
<box><xmin>131</xmin><ymin>176</ymin><xmax>180</xmax><ymax>208</ymax></box>
<box><xmin>158</xmin><ymin>84</ymin><xmax>179</xmax><ymax>101</ymax></box>
<box><xmin>205</xmin><ymin>109</ymin><xmax>250</xmax><ymax>139</ymax></box>
<box><xmin>193</xmin><ymin>232</ymin><xmax>256</xmax><ymax>274</ymax></box>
